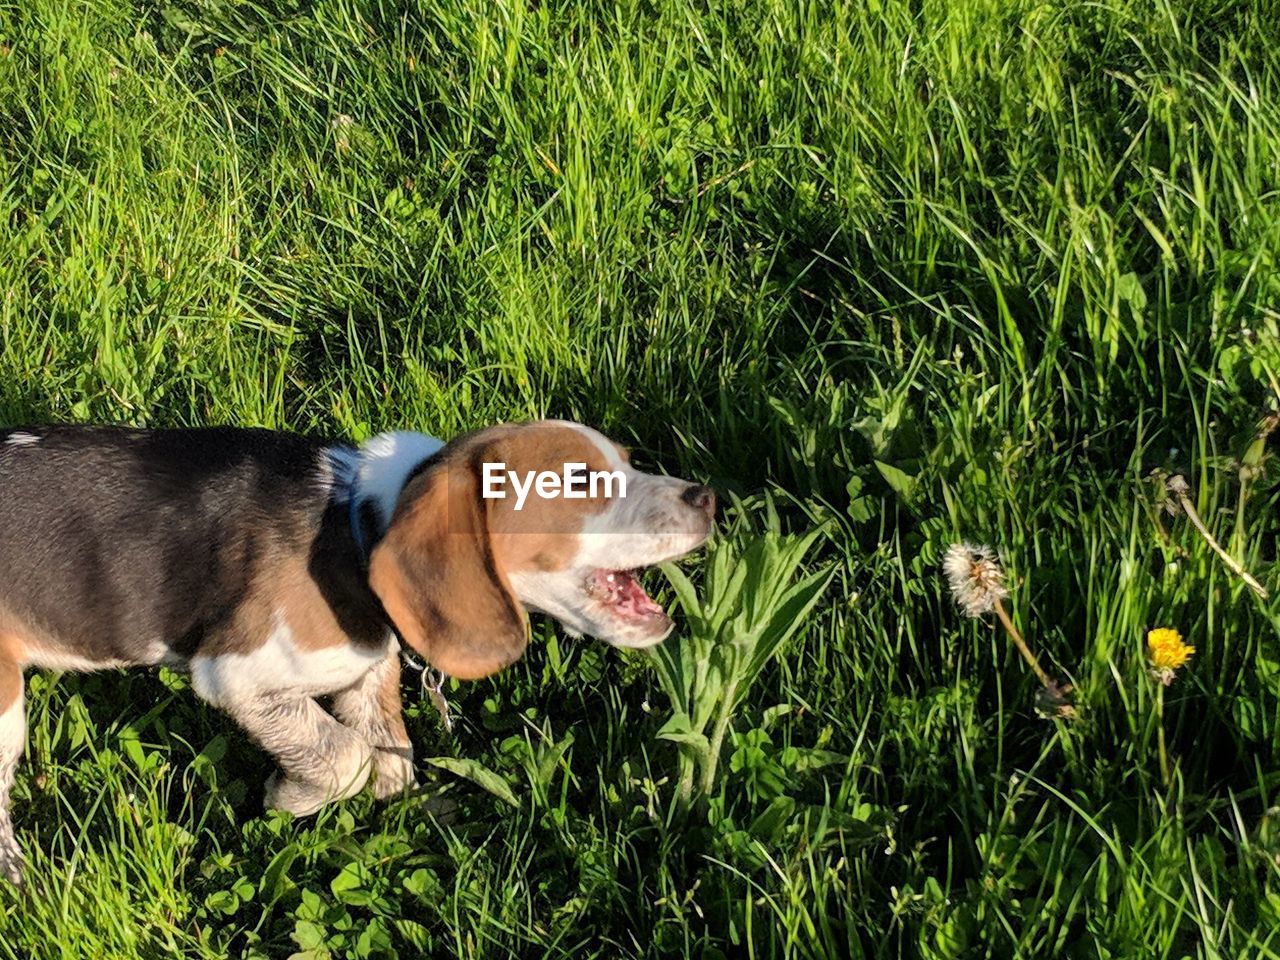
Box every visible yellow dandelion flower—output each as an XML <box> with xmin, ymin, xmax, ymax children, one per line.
<box><xmin>1147</xmin><ymin>627</ymin><xmax>1195</xmax><ymax>684</ymax></box>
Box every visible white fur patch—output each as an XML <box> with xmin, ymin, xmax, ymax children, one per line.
<box><xmin>0</xmin><ymin>690</ymin><xmax>23</xmax><ymax>766</ymax></box>
<box><xmin>22</xmin><ymin>646</ymin><xmax>135</xmax><ymax>672</ymax></box>
<box><xmin>555</xmin><ymin>420</ymin><xmax>627</xmax><ymax>470</ymax></box>
<box><xmin>190</xmin><ymin>613</ymin><xmax>395</xmax><ymax>707</ymax></box>
<box><xmin>324</xmin><ymin>431</ymin><xmax>445</xmax><ymax>537</ymax></box>
<box><xmin>21</xmin><ymin>639</ymin><xmax>179</xmax><ymax>672</ymax></box>
<box><xmin>4</xmin><ymin>432</ymin><xmax>39</xmax><ymax>447</ymax></box>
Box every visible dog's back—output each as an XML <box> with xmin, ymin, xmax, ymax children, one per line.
<box><xmin>0</xmin><ymin>425</ymin><xmax>334</xmax><ymax>668</ymax></box>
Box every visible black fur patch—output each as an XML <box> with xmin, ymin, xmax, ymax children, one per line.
<box><xmin>0</xmin><ymin>425</ymin><xmax>387</xmax><ymax>663</ymax></box>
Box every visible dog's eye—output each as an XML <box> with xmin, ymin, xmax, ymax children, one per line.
<box><xmin>567</xmin><ymin>465</ymin><xmax>589</xmax><ymax>485</ymax></box>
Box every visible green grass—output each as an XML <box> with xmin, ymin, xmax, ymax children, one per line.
<box><xmin>2</xmin><ymin>0</ymin><xmax>1280</xmax><ymax>955</ymax></box>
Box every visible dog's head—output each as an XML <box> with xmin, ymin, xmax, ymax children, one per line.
<box><xmin>366</xmin><ymin>421</ymin><xmax>714</xmax><ymax>679</ymax></box>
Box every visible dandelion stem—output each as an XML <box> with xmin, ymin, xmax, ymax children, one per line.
<box><xmin>1156</xmin><ymin>683</ymin><xmax>1171</xmax><ymax>788</ymax></box>
<box><xmin>992</xmin><ymin>597</ymin><xmax>1054</xmax><ymax>689</ymax></box>
<box><xmin>1172</xmin><ymin>484</ymin><xmax>1268</xmax><ymax>599</ymax></box>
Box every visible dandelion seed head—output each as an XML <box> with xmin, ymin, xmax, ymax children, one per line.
<box><xmin>943</xmin><ymin>542</ymin><xmax>1008</xmax><ymax>617</ymax></box>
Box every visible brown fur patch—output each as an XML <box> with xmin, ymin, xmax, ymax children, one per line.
<box><xmin>198</xmin><ymin>549</ymin><xmax>387</xmax><ymax>657</ymax></box>
<box><xmin>0</xmin><ymin>667</ymin><xmax>17</xmax><ymax>715</ymax></box>
<box><xmin>368</xmin><ymin>437</ymin><xmax>528</xmax><ymax>680</ymax></box>
<box><xmin>197</xmin><ymin>501</ymin><xmax>391</xmax><ymax>659</ymax></box>
<box><xmin>0</xmin><ymin>631</ymin><xmax>25</xmax><ymax>668</ymax></box>
<box><xmin>479</xmin><ymin>425</ymin><xmax>615</xmax><ymax>575</ymax></box>
<box><xmin>0</xmin><ymin>634</ymin><xmax>22</xmax><ymax>713</ymax></box>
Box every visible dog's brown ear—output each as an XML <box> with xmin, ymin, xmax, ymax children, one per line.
<box><xmin>368</xmin><ymin>453</ymin><xmax>527</xmax><ymax>680</ymax></box>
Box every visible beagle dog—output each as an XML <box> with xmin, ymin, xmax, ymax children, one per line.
<box><xmin>0</xmin><ymin>421</ymin><xmax>715</xmax><ymax>884</ymax></box>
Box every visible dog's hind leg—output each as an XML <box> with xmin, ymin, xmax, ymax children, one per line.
<box><xmin>332</xmin><ymin>652</ymin><xmax>416</xmax><ymax>800</ymax></box>
<box><xmin>0</xmin><ymin>658</ymin><xmax>25</xmax><ymax>884</ymax></box>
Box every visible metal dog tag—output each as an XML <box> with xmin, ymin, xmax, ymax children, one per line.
<box><xmin>425</xmin><ymin>669</ymin><xmax>453</xmax><ymax>733</ymax></box>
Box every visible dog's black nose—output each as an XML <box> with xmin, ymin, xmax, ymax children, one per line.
<box><xmin>681</xmin><ymin>484</ymin><xmax>716</xmax><ymax>516</ymax></box>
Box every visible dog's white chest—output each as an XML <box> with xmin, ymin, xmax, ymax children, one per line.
<box><xmin>190</xmin><ymin>614</ymin><xmax>395</xmax><ymax>708</ymax></box>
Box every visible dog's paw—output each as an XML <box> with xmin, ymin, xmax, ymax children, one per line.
<box><xmin>263</xmin><ymin>771</ymin><xmax>329</xmax><ymax>817</ymax></box>
<box><xmin>372</xmin><ymin>747</ymin><xmax>416</xmax><ymax>800</ymax></box>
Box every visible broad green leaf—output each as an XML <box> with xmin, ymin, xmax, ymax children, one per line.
<box><xmin>745</xmin><ymin>566</ymin><xmax>836</xmax><ymax>684</ymax></box>
<box><xmin>789</xmin><ymin>748</ymin><xmax>847</xmax><ymax>772</ymax></box>
<box><xmin>534</xmin><ymin>731</ymin><xmax>574</xmax><ymax>794</ymax></box>
<box><xmin>331</xmin><ymin>861</ymin><xmax>375</xmax><ymax>906</ymax></box>
<box><xmin>424</xmin><ymin>757</ymin><xmax>519</xmax><ymax>808</ymax></box>
<box><xmin>748</xmin><ymin>796</ymin><xmax>796</xmax><ymax>841</ymax></box>
<box><xmin>204</xmin><ymin>889</ymin><xmax>240</xmax><ymax>915</ymax></box>
<box><xmin>292</xmin><ymin>920</ymin><xmax>328</xmax><ymax>951</ymax></box>
<box><xmin>659</xmin><ymin>561</ymin><xmax>701</xmax><ymax>618</ymax></box>
<box><xmin>875</xmin><ymin>459</ymin><xmax>917</xmax><ymax>503</ymax></box>
<box><xmin>656</xmin><ymin>712</ymin><xmax>710</xmax><ymax>755</ymax></box>
<box><xmin>760</xmin><ymin>704</ymin><xmax>793</xmax><ymax>730</ymax></box>
<box><xmin>259</xmin><ymin>843</ymin><xmax>301</xmax><ymax>905</ymax></box>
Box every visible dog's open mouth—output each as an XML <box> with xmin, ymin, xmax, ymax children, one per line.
<box><xmin>585</xmin><ymin>568</ymin><xmax>669</xmax><ymax>628</ymax></box>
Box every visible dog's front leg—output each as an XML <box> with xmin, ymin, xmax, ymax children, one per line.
<box><xmin>224</xmin><ymin>691</ymin><xmax>375</xmax><ymax>816</ymax></box>
<box><xmin>0</xmin><ymin>659</ymin><xmax>25</xmax><ymax>884</ymax></box>
<box><xmin>332</xmin><ymin>651</ymin><xmax>416</xmax><ymax>800</ymax></box>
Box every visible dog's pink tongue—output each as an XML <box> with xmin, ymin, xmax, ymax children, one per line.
<box><xmin>589</xmin><ymin>569</ymin><xmax>666</xmax><ymax>619</ymax></box>
<box><xmin>618</xmin><ymin>575</ymin><xmax>664</xmax><ymax>617</ymax></box>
